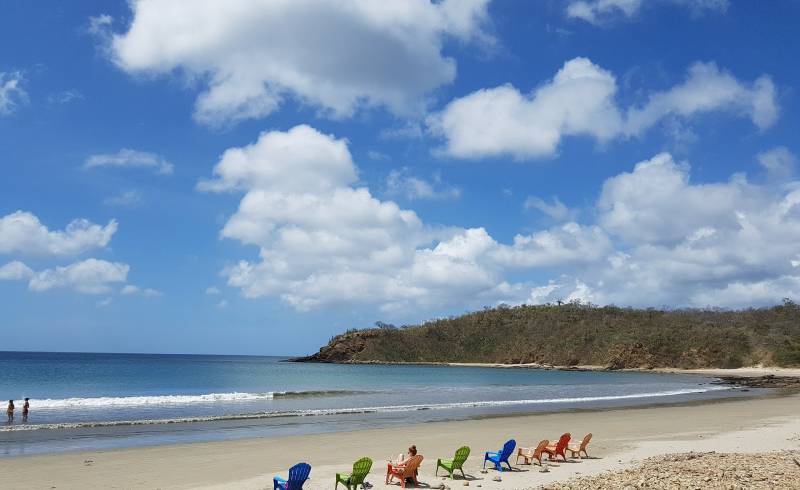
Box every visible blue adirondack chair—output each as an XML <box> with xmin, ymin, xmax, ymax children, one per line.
<box><xmin>483</xmin><ymin>439</ymin><xmax>515</xmax><ymax>471</ymax></box>
<box><xmin>274</xmin><ymin>462</ymin><xmax>312</xmax><ymax>490</ymax></box>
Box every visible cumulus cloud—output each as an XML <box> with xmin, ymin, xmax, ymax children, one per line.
<box><xmin>85</xmin><ymin>149</ymin><xmax>174</xmax><ymax>175</ymax></box>
<box><xmin>625</xmin><ymin>62</ymin><xmax>778</xmax><ymax>133</ymax></box>
<box><xmin>532</xmin><ymin>153</ymin><xmax>800</xmax><ymax>308</ymax></box>
<box><xmin>566</xmin><ymin>0</ymin><xmax>728</xmax><ymax>25</ymax></box>
<box><xmin>430</xmin><ymin>58</ymin><xmax>778</xmax><ymax>160</ymax></box>
<box><xmin>0</xmin><ymin>261</ymin><xmax>34</xmax><ymax>281</ymax></box>
<box><xmin>27</xmin><ymin>258</ymin><xmax>130</xmax><ymax>294</ymax></box>
<box><xmin>429</xmin><ymin>58</ymin><xmax>622</xmax><ymax>159</ymax></box>
<box><xmin>203</xmin><ymin>125</ymin><xmax>604</xmax><ymax>312</ymax></box>
<box><xmin>205</xmin><ymin>125</ymin><xmax>800</xmax><ymax>313</ymax></box>
<box><xmin>0</xmin><ymin>71</ymin><xmax>28</xmax><ymax>115</ymax></box>
<box><xmin>386</xmin><ymin>168</ymin><xmax>461</xmax><ymax>201</ymax></box>
<box><xmin>105</xmin><ymin>0</ymin><xmax>491</xmax><ymax>125</ymax></box>
<box><xmin>0</xmin><ymin>211</ymin><xmax>117</xmax><ymax>257</ymax></box>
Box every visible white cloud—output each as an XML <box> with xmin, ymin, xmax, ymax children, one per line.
<box><xmin>121</xmin><ymin>284</ymin><xmax>162</xmax><ymax>297</ymax></box>
<box><xmin>0</xmin><ymin>211</ymin><xmax>117</xmax><ymax>257</ymax></box>
<box><xmin>205</xmin><ymin>125</ymin><xmax>800</xmax><ymax>313</ymax></box>
<box><xmin>566</xmin><ymin>0</ymin><xmax>728</xmax><ymax>25</ymax></box>
<box><xmin>0</xmin><ymin>71</ymin><xmax>27</xmax><ymax>115</ymax></box>
<box><xmin>757</xmin><ymin>146</ymin><xmax>796</xmax><ymax>181</ymax></box>
<box><xmin>567</xmin><ymin>0</ymin><xmax>641</xmax><ymax>24</ymax></box>
<box><xmin>625</xmin><ymin>62</ymin><xmax>777</xmax><ymax>134</ymax></box>
<box><xmin>429</xmin><ymin>58</ymin><xmax>622</xmax><ymax>159</ymax></box>
<box><xmin>0</xmin><ymin>261</ymin><xmax>34</xmax><ymax>281</ymax></box>
<box><xmin>524</xmin><ymin>196</ymin><xmax>575</xmax><ymax>221</ymax></box>
<box><xmin>28</xmin><ymin>258</ymin><xmax>130</xmax><ymax>294</ymax></box>
<box><xmin>85</xmin><ymin>149</ymin><xmax>174</xmax><ymax>175</ymax></box>
<box><xmin>204</xmin><ymin>125</ymin><xmax>601</xmax><ymax>312</ymax></box>
<box><xmin>106</xmin><ymin>0</ymin><xmax>491</xmax><ymax>126</ymax></box>
<box><xmin>205</xmin><ymin>286</ymin><xmax>221</xmax><ymax>295</ymax></box>
<box><xmin>597</xmin><ymin>153</ymin><xmax>763</xmax><ymax>245</ymax></box>
<box><xmin>536</xmin><ymin>153</ymin><xmax>800</xmax><ymax>308</ymax></box>
<box><xmin>104</xmin><ymin>190</ymin><xmax>144</xmax><ymax>207</ymax></box>
<box><xmin>217</xmin><ymin>299</ymin><xmax>229</xmax><ymax>309</ymax></box>
<box><xmin>431</xmin><ymin>58</ymin><xmax>777</xmax><ymax>160</ymax></box>
<box><xmin>386</xmin><ymin>168</ymin><xmax>460</xmax><ymax>201</ymax></box>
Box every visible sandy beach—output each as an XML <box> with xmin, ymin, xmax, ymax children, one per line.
<box><xmin>1</xmin><ymin>388</ymin><xmax>798</xmax><ymax>490</ymax></box>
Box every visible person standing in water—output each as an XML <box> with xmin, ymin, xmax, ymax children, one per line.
<box><xmin>22</xmin><ymin>398</ymin><xmax>29</xmax><ymax>423</ymax></box>
<box><xmin>6</xmin><ymin>400</ymin><xmax>13</xmax><ymax>424</ymax></box>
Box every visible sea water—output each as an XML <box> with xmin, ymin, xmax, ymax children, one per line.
<box><xmin>0</xmin><ymin>352</ymin><xmax>757</xmax><ymax>456</ymax></box>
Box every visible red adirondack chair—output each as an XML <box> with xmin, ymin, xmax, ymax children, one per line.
<box><xmin>543</xmin><ymin>433</ymin><xmax>571</xmax><ymax>462</ymax></box>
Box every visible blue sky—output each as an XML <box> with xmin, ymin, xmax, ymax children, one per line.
<box><xmin>1</xmin><ymin>0</ymin><xmax>799</xmax><ymax>355</ymax></box>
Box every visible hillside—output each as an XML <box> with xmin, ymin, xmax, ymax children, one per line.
<box><xmin>296</xmin><ymin>301</ymin><xmax>800</xmax><ymax>368</ymax></box>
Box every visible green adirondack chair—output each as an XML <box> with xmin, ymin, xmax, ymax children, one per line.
<box><xmin>335</xmin><ymin>457</ymin><xmax>373</xmax><ymax>490</ymax></box>
<box><xmin>436</xmin><ymin>446</ymin><xmax>470</xmax><ymax>479</ymax></box>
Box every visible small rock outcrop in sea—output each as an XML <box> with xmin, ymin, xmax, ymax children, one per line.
<box><xmin>537</xmin><ymin>451</ymin><xmax>800</xmax><ymax>490</ymax></box>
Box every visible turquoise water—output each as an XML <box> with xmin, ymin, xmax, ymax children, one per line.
<box><xmin>0</xmin><ymin>352</ymin><xmax>755</xmax><ymax>456</ymax></box>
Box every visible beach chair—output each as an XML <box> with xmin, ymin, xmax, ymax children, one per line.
<box><xmin>274</xmin><ymin>462</ymin><xmax>311</xmax><ymax>490</ymax></box>
<box><xmin>436</xmin><ymin>446</ymin><xmax>470</xmax><ymax>479</ymax></box>
<box><xmin>544</xmin><ymin>433</ymin><xmax>571</xmax><ymax>462</ymax></box>
<box><xmin>483</xmin><ymin>439</ymin><xmax>515</xmax><ymax>471</ymax></box>
<box><xmin>336</xmin><ymin>457</ymin><xmax>373</xmax><ymax>490</ymax></box>
<box><xmin>567</xmin><ymin>433</ymin><xmax>592</xmax><ymax>459</ymax></box>
<box><xmin>516</xmin><ymin>439</ymin><xmax>549</xmax><ymax>465</ymax></box>
<box><xmin>386</xmin><ymin>454</ymin><xmax>424</xmax><ymax>488</ymax></box>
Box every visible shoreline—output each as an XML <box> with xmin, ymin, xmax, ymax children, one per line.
<box><xmin>292</xmin><ymin>359</ymin><xmax>800</xmax><ymax>387</ymax></box>
<box><xmin>1</xmin><ymin>392</ymin><xmax>798</xmax><ymax>489</ymax></box>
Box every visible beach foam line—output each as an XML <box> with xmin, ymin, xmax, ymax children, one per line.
<box><xmin>26</xmin><ymin>390</ymin><xmax>370</xmax><ymax>409</ymax></box>
<box><xmin>1</xmin><ymin>386</ymin><xmax>731</xmax><ymax>432</ymax></box>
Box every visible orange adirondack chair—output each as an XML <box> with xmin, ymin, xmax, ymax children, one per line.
<box><xmin>567</xmin><ymin>433</ymin><xmax>592</xmax><ymax>459</ymax></box>
<box><xmin>543</xmin><ymin>433</ymin><xmax>571</xmax><ymax>462</ymax></box>
<box><xmin>516</xmin><ymin>440</ymin><xmax>549</xmax><ymax>465</ymax></box>
<box><xmin>386</xmin><ymin>455</ymin><xmax>424</xmax><ymax>488</ymax></box>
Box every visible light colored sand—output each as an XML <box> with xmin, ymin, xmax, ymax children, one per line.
<box><xmin>1</xmin><ymin>394</ymin><xmax>799</xmax><ymax>490</ymax></box>
<box><xmin>444</xmin><ymin>362</ymin><xmax>800</xmax><ymax>378</ymax></box>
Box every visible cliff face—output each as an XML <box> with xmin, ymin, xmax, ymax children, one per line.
<box><xmin>296</xmin><ymin>302</ymin><xmax>800</xmax><ymax>368</ymax></box>
<box><xmin>294</xmin><ymin>330</ymin><xmax>380</xmax><ymax>362</ymax></box>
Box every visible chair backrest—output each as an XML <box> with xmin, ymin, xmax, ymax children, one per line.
<box><xmin>452</xmin><ymin>446</ymin><xmax>470</xmax><ymax>468</ymax></box>
<box><xmin>579</xmin><ymin>433</ymin><xmax>592</xmax><ymax>450</ymax></box>
<box><xmin>500</xmin><ymin>439</ymin><xmax>516</xmax><ymax>460</ymax></box>
<box><xmin>351</xmin><ymin>457</ymin><xmax>373</xmax><ymax>485</ymax></box>
<box><xmin>555</xmin><ymin>433</ymin><xmax>571</xmax><ymax>453</ymax></box>
<box><xmin>533</xmin><ymin>440</ymin><xmax>549</xmax><ymax>458</ymax></box>
<box><xmin>287</xmin><ymin>462</ymin><xmax>311</xmax><ymax>490</ymax></box>
<box><xmin>401</xmin><ymin>455</ymin><xmax>424</xmax><ymax>477</ymax></box>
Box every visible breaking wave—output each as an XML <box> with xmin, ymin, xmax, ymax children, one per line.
<box><xmin>1</xmin><ymin>386</ymin><xmax>730</xmax><ymax>432</ymax></box>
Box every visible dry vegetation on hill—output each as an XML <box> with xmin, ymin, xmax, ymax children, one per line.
<box><xmin>298</xmin><ymin>301</ymin><xmax>800</xmax><ymax>368</ymax></box>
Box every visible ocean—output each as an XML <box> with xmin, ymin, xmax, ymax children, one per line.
<box><xmin>0</xmin><ymin>352</ymin><xmax>757</xmax><ymax>457</ymax></box>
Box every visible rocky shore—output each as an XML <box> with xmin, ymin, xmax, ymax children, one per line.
<box><xmin>541</xmin><ymin>451</ymin><xmax>800</xmax><ymax>490</ymax></box>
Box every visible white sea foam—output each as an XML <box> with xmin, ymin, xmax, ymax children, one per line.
<box><xmin>29</xmin><ymin>392</ymin><xmax>275</xmax><ymax>409</ymax></box>
<box><xmin>0</xmin><ymin>386</ymin><xmax>732</xmax><ymax>432</ymax></box>
<box><xmin>26</xmin><ymin>390</ymin><xmax>368</xmax><ymax>409</ymax></box>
